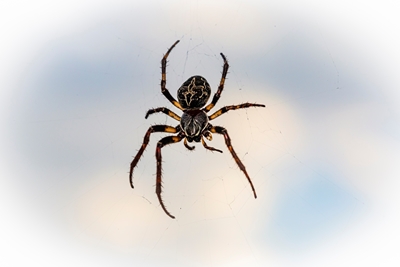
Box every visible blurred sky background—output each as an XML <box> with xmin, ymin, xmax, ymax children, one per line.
<box><xmin>1</xmin><ymin>0</ymin><xmax>400</xmax><ymax>266</ymax></box>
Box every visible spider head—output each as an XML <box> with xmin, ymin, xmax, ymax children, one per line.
<box><xmin>177</xmin><ymin>76</ymin><xmax>211</xmax><ymax>109</ymax></box>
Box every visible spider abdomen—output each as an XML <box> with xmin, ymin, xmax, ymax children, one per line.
<box><xmin>177</xmin><ymin>76</ymin><xmax>211</xmax><ymax>109</ymax></box>
<box><xmin>180</xmin><ymin>109</ymin><xmax>209</xmax><ymax>142</ymax></box>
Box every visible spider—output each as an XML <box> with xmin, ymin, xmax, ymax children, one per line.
<box><xmin>129</xmin><ymin>40</ymin><xmax>265</xmax><ymax>218</ymax></box>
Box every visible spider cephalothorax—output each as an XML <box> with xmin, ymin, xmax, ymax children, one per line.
<box><xmin>180</xmin><ymin>109</ymin><xmax>209</xmax><ymax>142</ymax></box>
<box><xmin>130</xmin><ymin>40</ymin><xmax>265</xmax><ymax>218</ymax></box>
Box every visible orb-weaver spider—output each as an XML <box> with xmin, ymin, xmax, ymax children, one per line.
<box><xmin>130</xmin><ymin>40</ymin><xmax>265</xmax><ymax>218</ymax></box>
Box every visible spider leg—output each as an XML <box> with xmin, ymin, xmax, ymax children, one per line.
<box><xmin>129</xmin><ymin>125</ymin><xmax>179</xmax><ymax>189</ymax></box>
<box><xmin>201</xmin><ymin>137</ymin><xmax>222</xmax><ymax>153</ymax></box>
<box><xmin>184</xmin><ymin>138</ymin><xmax>195</xmax><ymax>150</ymax></box>
<box><xmin>208</xmin><ymin>103</ymin><xmax>265</xmax><ymax>120</ymax></box>
<box><xmin>210</xmin><ymin>125</ymin><xmax>257</xmax><ymax>198</ymax></box>
<box><xmin>145</xmin><ymin>107</ymin><xmax>181</xmax><ymax>121</ymax></box>
<box><xmin>161</xmin><ymin>40</ymin><xmax>183</xmax><ymax>110</ymax></box>
<box><xmin>203</xmin><ymin>53</ymin><xmax>229</xmax><ymax>112</ymax></box>
<box><xmin>156</xmin><ymin>135</ymin><xmax>184</xmax><ymax>219</ymax></box>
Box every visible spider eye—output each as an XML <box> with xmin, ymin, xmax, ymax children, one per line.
<box><xmin>177</xmin><ymin>76</ymin><xmax>211</xmax><ymax>109</ymax></box>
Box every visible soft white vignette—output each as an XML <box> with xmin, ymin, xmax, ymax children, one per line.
<box><xmin>1</xmin><ymin>0</ymin><xmax>400</xmax><ymax>266</ymax></box>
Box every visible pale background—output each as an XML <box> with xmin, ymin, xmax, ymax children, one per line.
<box><xmin>1</xmin><ymin>0</ymin><xmax>400</xmax><ymax>266</ymax></box>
